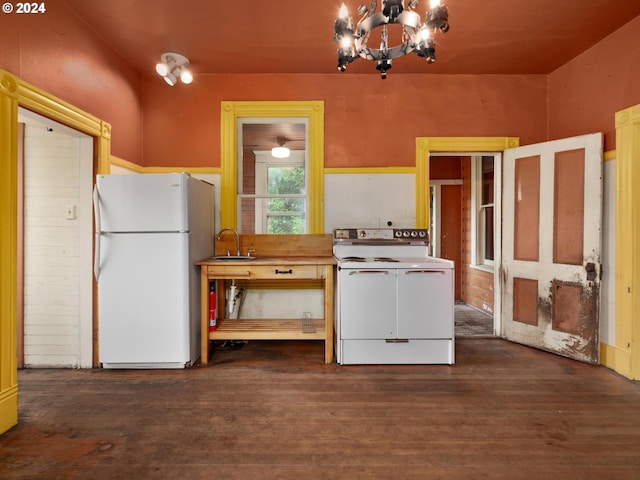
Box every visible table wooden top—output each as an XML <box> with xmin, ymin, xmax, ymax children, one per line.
<box><xmin>196</xmin><ymin>255</ymin><xmax>337</xmax><ymax>266</ymax></box>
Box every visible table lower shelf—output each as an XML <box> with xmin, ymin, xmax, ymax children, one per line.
<box><xmin>208</xmin><ymin>318</ymin><xmax>326</xmax><ymax>341</ymax></box>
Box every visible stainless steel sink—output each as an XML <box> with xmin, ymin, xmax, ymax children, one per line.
<box><xmin>209</xmin><ymin>256</ymin><xmax>256</xmax><ymax>262</ymax></box>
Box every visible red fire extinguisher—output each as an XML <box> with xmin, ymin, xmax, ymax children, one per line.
<box><xmin>209</xmin><ymin>282</ymin><xmax>217</xmax><ymax>331</ymax></box>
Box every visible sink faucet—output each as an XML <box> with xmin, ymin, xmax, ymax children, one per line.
<box><xmin>215</xmin><ymin>228</ymin><xmax>240</xmax><ymax>256</ymax></box>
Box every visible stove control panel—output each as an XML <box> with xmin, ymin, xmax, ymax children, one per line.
<box><xmin>393</xmin><ymin>228</ymin><xmax>428</xmax><ymax>239</ymax></box>
<box><xmin>333</xmin><ymin>228</ymin><xmax>429</xmax><ymax>242</ymax></box>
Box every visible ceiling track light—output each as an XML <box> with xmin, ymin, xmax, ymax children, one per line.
<box><xmin>333</xmin><ymin>0</ymin><xmax>450</xmax><ymax>79</ymax></box>
<box><xmin>155</xmin><ymin>52</ymin><xmax>193</xmax><ymax>86</ymax></box>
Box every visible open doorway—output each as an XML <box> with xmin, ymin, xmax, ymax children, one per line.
<box><xmin>429</xmin><ymin>154</ymin><xmax>497</xmax><ymax>337</ymax></box>
<box><xmin>17</xmin><ymin>108</ymin><xmax>94</xmax><ymax>368</ymax></box>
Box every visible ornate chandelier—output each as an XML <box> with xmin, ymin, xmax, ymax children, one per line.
<box><xmin>333</xmin><ymin>0</ymin><xmax>450</xmax><ymax>78</ymax></box>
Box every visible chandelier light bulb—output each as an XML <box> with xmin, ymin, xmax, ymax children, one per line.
<box><xmin>339</xmin><ymin>3</ymin><xmax>348</xmax><ymax>18</ymax></box>
<box><xmin>430</xmin><ymin>0</ymin><xmax>440</xmax><ymax>7</ymax></box>
<box><xmin>340</xmin><ymin>37</ymin><xmax>352</xmax><ymax>49</ymax></box>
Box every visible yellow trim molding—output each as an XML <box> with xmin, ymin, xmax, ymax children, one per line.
<box><xmin>603</xmin><ymin>149</ymin><xmax>616</xmax><ymax>162</ymax></box>
<box><xmin>110</xmin><ymin>156</ymin><xmax>220</xmax><ymax>175</ymax></box>
<box><xmin>220</xmin><ymin>101</ymin><xmax>324</xmax><ymax>233</ymax></box>
<box><xmin>0</xmin><ymin>69</ymin><xmax>111</xmax><ymax>434</ymax></box>
<box><xmin>110</xmin><ymin>155</ymin><xmax>145</xmax><ymax>173</ymax></box>
<box><xmin>143</xmin><ymin>166</ymin><xmax>221</xmax><ymax>174</ymax></box>
<box><xmin>324</xmin><ymin>166</ymin><xmax>415</xmax><ymax>175</ymax></box>
<box><xmin>611</xmin><ymin>103</ymin><xmax>640</xmax><ymax>379</ymax></box>
<box><xmin>0</xmin><ymin>71</ymin><xmax>18</xmax><ymax>434</ymax></box>
<box><xmin>414</xmin><ymin>137</ymin><xmax>519</xmax><ymax>228</ymax></box>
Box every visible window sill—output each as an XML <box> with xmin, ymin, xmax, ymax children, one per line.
<box><xmin>469</xmin><ymin>264</ymin><xmax>495</xmax><ymax>275</ymax></box>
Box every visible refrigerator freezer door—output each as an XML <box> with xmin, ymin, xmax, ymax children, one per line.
<box><xmin>98</xmin><ymin>232</ymin><xmax>191</xmax><ymax>368</ymax></box>
<box><xmin>96</xmin><ymin>173</ymin><xmax>189</xmax><ymax>233</ymax></box>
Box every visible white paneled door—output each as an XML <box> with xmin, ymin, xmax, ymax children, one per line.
<box><xmin>501</xmin><ymin>134</ymin><xmax>603</xmax><ymax>363</ymax></box>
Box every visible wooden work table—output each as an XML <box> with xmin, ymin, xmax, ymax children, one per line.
<box><xmin>195</xmin><ymin>234</ymin><xmax>336</xmax><ymax>365</ymax></box>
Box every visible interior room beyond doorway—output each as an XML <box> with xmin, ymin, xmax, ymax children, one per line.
<box><xmin>430</xmin><ymin>154</ymin><xmax>498</xmax><ymax>337</ymax></box>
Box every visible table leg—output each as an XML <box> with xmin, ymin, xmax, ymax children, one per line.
<box><xmin>324</xmin><ymin>265</ymin><xmax>334</xmax><ymax>364</ymax></box>
<box><xmin>200</xmin><ymin>268</ymin><xmax>209</xmax><ymax>365</ymax></box>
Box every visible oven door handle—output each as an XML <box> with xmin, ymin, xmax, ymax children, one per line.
<box><xmin>348</xmin><ymin>270</ymin><xmax>390</xmax><ymax>275</ymax></box>
<box><xmin>403</xmin><ymin>269</ymin><xmax>446</xmax><ymax>275</ymax></box>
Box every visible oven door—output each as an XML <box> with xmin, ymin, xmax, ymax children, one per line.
<box><xmin>339</xmin><ymin>268</ymin><xmax>397</xmax><ymax>339</ymax></box>
<box><xmin>397</xmin><ymin>268</ymin><xmax>454</xmax><ymax>338</ymax></box>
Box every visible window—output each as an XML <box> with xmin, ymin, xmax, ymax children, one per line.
<box><xmin>472</xmin><ymin>155</ymin><xmax>496</xmax><ymax>269</ymax></box>
<box><xmin>220</xmin><ymin>100</ymin><xmax>324</xmax><ymax>234</ymax></box>
<box><xmin>251</xmin><ymin>151</ymin><xmax>307</xmax><ymax>234</ymax></box>
<box><xmin>236</xmin><ymin>118</ymin><xmax>309</xmax><ymax>234</ymax></box>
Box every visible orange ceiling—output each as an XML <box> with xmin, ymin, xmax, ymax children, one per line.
<box><xmin>62</xmin><ymin>0</ymin><xmax>640</xmax><ymax>77</ymax></box>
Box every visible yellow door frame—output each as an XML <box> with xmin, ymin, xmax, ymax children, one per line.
<box><xmin>0</xmin><ymin>69</ymin><xmax>111</xmax><ymax>434</ymax></box>
<box><xmin>604</xmin><ymin>103</ymin><xmax>640</xmax><ymax>379</ymax></box>
<box><xmin>414</xmin><ymin>136</ymin><xmax>519</xmax><ymax>228</ymax></box>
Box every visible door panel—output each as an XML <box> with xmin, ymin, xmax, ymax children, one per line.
<box><xmin>397</xmin><ymin>269</ymin><xmax>454</xmax><ymax>338</ymax></box>
<box><xmin>513</xmin><ymin>155</ymin><xmax>540</xmax><ymax>261</ymax></box>
<box><xmin>440</xmin><ymin>185</ymin><xmax>462</xmax><ymax>299</ymax></box>
<box><xmin>502</xmin><ymin>134</ymin><xmax>602</xmax><ymax>363</ymax></box>
<box><xmin>339</xmin><ymin>270</ymin><xmax>397</xmax><ymax>339</ymax></box>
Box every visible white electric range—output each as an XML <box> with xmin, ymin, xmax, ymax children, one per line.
<box><xmin>333</xmin><ymin>228</ymin><xmax>455</xmax><ymax>365</ymax></box>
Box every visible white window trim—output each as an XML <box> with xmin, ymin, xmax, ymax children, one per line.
<box><xmin>251</xmin><ymin>150</ymin><xmax>307</xmax><ymax>234</ymax></box>
<box><xmin>471</xmin><ymin>154</ymin><xmax>498</xmax><ymax>272</ymax></box>
<box><xmin>235</xmin><ymin>116</ymin><xmax>311</xmax><ymax>234</ymax></box>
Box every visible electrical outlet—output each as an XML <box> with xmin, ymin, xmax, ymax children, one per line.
<box><xmin>302</xmin><ymin>312</ymin><xmax>312</xmax><ymax>319</ymax></box>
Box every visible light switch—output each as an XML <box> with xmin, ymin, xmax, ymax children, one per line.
<box><xmin>65</xmin><ymin>205</ymin><xmax>76</xmax><ymax>220</ymax></box>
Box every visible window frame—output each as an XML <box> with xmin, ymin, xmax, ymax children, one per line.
<box><xmin>220</xmin><ymin>101</ymin><xmax>324</xmax><ymax>233</ymax></box>
<box><xmin>471</xmin><ymin>154</ymin><xmax>499</xmax><ymax>271</ymax></box>
<box><xmin>250</xmin><ymin>150</ymin><xmax>308</xmax><ymax>233</ymax></box>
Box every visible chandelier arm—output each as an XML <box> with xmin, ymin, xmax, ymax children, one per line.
<box><xmin>355</xmin><ymin>10</ymin><xmax>422</xmax><ymax>60</ymax></box>
<box><xmin>380</xmin><ymin>25</ymin><xmax>388</xmax><ymax>56</ymax></box>
<box><xmin>402</xmin><ymin>25</ymin><xmax>411</xmax><ymax>44</ymax></box>
<box><xmin>359</xmin><ymin>42</ymin><xmax>417</xmax><ymax>61</ymax></box>
<box><xmin>333</xmin><ymin>0</ymin><xmax>449</xmax><ymax>76</ymax></box>
<box><xmin>356</xmin><ymin>10</ymin><xmax>421</xmax><ymax>36</ymax></box>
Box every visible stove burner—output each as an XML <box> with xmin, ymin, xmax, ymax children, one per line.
<box><xmin>374</xmin><ymin>257</ymin><xmax>400</xmax><ymax>262</ymax></box>
<box><xmin>341</xmin><ymin>256</ymin><xmax>366</xmax><ymax>262</ymax></box>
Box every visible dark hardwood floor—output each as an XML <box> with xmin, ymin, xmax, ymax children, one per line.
<box><xmin>2</xmin><ymin>339</ymin><xmax>639</xmax><ymax>479</ymax></box>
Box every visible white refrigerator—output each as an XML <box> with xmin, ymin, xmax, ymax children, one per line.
<box><xmin>94</xmin><ymin>173</ymin><xmax>214</xmax><ymax>368</ymax></box>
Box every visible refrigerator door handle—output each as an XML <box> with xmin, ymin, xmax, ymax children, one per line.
<box><xmin>93</xmin><ymin>185</ymin><xmax>101</xmax><ymax>281</ymax></box>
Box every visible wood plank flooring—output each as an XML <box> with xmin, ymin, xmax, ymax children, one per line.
<box><xmin>2</xmin><ymin>339</ymin><xmax>640</xmax><ymax>479</ymax></box>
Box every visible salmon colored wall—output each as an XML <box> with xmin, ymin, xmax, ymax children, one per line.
<box><xmin>0</xmin><ymin>4</ymin><xmax>144</xmax><ymax>163</ymax></box>
<box><xmin>548</xmin><ymin>15</ymin><xmax>640</xmax><ymax>152</ymax></box>
<box><xmin>141</xmin><ymin>74</ymin><xmax>548</xmax><ymax>168</ymax></box>
<box><xmin>431</xmin><ymin>156</ymin><xmax>462</xmax><ymax>179</ymax></box>
<box><xmin>3</xmin><ymin>6</ymin><xmax>637</xmax><ymax>167</ymax></box>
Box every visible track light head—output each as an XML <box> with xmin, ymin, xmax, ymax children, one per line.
<box><xmin>156</xmin><ymin>52</ymin><xmax>193</xmax><ymax>86</ymax></box>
